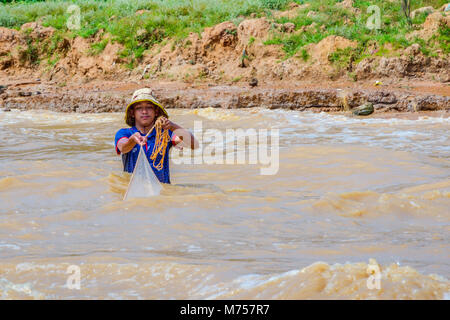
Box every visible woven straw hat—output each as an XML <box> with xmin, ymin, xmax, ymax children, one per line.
<box><xmin>125</xmin><ymin>88</ymin><xmax>168</xmax><ymax>126</ymax></box>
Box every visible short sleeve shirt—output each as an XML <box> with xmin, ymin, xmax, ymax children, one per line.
<box><xmin>115</xmin><ymin>127</ymin><xmax>177</xmax><ymax>184</ymax></box>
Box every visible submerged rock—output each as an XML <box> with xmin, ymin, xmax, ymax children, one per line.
<box><xmin>352</xmin><ymin>102</ymin><xmax>374</xmax><ymax>116</ymax></box>
<box><xmin>249</xmin><ymin>78</ymin><xmax>258</xmax><ymax>87</ymax></box>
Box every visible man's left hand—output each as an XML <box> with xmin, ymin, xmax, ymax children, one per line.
<box><xmin>159</xmin><ymin>117</ymin><xmax>175</xmax><ymax>131</ymax></box>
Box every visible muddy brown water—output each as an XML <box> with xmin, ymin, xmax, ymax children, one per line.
<box><xmin>0</xmin><ymin>107</ymin><xmax>449</xmax><ymax>299</ymax></box>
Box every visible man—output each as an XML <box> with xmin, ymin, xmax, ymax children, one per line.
<box><xmin>115</xmin><ymin>88</ymin><xmax>198</xmax><ymax>184</ymax></box>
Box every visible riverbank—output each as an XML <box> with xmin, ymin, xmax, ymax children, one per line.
<box><xmin>1</xmin><ymin>1</ymin><xmax>449</xmax><ymax>90</ymax></box>
<box><xmin>1</xmin><ymin>76</ymin><xmax>449</xmax><ymax>115</ymax></box>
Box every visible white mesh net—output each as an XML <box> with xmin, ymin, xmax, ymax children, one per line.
<box><xmin>123</xmin><ymin>146</ymin><xmax>162</xmax><ymax>200</ymax></box>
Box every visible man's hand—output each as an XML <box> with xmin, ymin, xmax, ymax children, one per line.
<box><xmin>118</xmin><ymin>132</ymin><xmax>146</xmax><ymax>154</ymax></box>
<box><xmin>159</xmin><ymin>117</ymin><xmax>175</xmax><ymax>131</ymax></box>
<box><xmin>157</xmin><ymin>117</ymin><xmax>199</xmax><ymax>150</ymax></box>
<box><xmin>130</xmin><ymin>132</ymin><xmax>147</xmax><ymax>146</ymax></box>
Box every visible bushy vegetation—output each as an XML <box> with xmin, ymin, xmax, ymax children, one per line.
<box><xmin>266</xmin><ymin>0</ymin><xmax>448</xmax><ymax>66</ymax></box>
<box><xmin>0</xmin><ymin>0</ymin><xmax>301</xmax><ymax>67</ymax></box>
<box><xmin>0</xmin><ymin>0</ymin><xmax>448</xmax><ymax>70</ymax></box>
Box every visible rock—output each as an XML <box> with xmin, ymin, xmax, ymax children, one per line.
<box><xmin>306</xmin><ymin>36</ymin><xmax>357</xmax><ymax>67</ymax></box>
<box><xmin>411</xmin><ymin>6</ymin><xmax>435</xmax><ymax>19</ymax></box>
<box><xmin>249</xmin><ymin>78</ymin><xmax>258</xmax><ymax>87</ymax></box>
<box><xmin>282</xmin><ymin>23</ymin><xmax>296</xmax><ymax>33</ymax></box>
<box><xmin>0</xmin><ymin>27</ymin><xmax>20</xmax><ymax>42</ymax></box>
<box><xmin>272</xmin><ymin>3</ymin><xmax>309</xmax><ymax>19</ymax></box>
<box><xmin>352</xmin><ymin>102</ymin><xmax>374</xmax><ymax>116</ymax></box>
<box><xmin>378</xmin><ymin>57</ymin><xmax>407</xmax><ymax>77</ymax></box>
<box><xmin>440</xmin><ymin>3</ymin><xmax>450</xmax><ymax>12</ymax></box>
<box><xmin>336</xmin><ymin>0</ymin><xmax>361</xmax><ymax>14</ymax></box>
<box><xmin>299</xmin><ymin>22</ymin><xmax>318</xmax><ymax>33</ymax></box>
<box><xmin>237</xmin><ymin>18</ymin><xmax>272</xmax><ymax>45</ymax></box>
<box><xmin>415</xmin><ymin>95</ymin><xmax>450</xmax><ymax>111</ymax></box>
<box><xmin>288</xmin><ymin>2</ymin><xmax>300</xmax><ymax>9</ymax></box>
<box><xmin>372</xmin><ymin>103</ymin><xmax>391</xmax><ymax>112</ymax></box>
<box><xmin>3</xmin><ymin>84</ymin><xmax>449</xmax><ymax>114</ymax></box>
<box><xmin>407</xmin><ymin>11</ymin><xmax>450</xmax><ymax>40</ymax></box>
<box><xmin>355</xmin><ymin>58</ymin><xmax>373</xmax><ymax>80</ymax></box>
<box><xmin>135</xmin><ymin>9</ymin><xmax>150</xmax><ymax>15</ymax></box>
<box><xmin>202</xmin><ymin>21</ymin><xmax>237</xmax><ymax>52</ymax></box>
<box><xmin>20</xmin><ymin>22</ymin><xmax>55</xmax><ymax>39</ymax></box>
<box><xmin>337</xmin><ymin>0</ymin><xmax>353</xmax><ymax>9</ymax></box>
<box><xmin>368</xmin><ymin>91</ymin><xmax>397</xmax><ymax>104</ymax></box>
<box><xmin>405</xmin><ymin>43</ymin><xmax>421</xmax><ymax>55</ymax></box>
<box><xmin>438</xmin><ymin>72</ymin><xmax>450</xmax><ymax>83</ymax></box>
<box><xmin>0</xmin><ymin>27</ymin><xmax>21</xmax><ymax>58</ymax></box>
<box><xmin>18</xmin><ymin>91</ymin><xmax>32</xmax><ymax>97</ymax></box>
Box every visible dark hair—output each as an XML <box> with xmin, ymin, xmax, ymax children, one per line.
<box><xmin>126</xmin><ymin>102</ymin><xmax>161</xmax><ymax>127</ymax></box>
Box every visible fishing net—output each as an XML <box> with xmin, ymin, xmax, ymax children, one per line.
<box><xmin>123</xmin><ymin>147</ymin><xmax>162</xmax><ymax>200</ymax></box>
<box><xmin>123</xmin><ymin>117</ymin><xmax>170</xmax><ymax>200</ymax></box>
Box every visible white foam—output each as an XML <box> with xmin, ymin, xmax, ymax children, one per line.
<box><xmin>0</xmin><ymin>278</ymin><xmax>46</xmax><ymax>299</ymax></box>
<box><xmin>0</xmin><ymin>244</ymin><xmax>21</xmax><ymax>251</ymax></box>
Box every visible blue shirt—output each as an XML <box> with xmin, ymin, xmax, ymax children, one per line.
<box><xmin>115</xmin><ymin>126</ymin><xmax>175</xmax><ymax>184</ymax></box>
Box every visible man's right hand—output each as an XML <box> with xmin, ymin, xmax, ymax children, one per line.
<box><xmin>118</xmin><ymin>133</ymin><xmax>147</xmax><ymax>154</ymax></box>
<box><xmin>130</xmin><ymin>132</ymin><xmax>147</xmax><ymax>146</ymax></box>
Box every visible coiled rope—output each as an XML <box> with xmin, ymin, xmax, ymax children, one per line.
<box><xmin>147</xmin><ymin>116</ymin><xmax>170</xmax><ymax>171</ymax></box>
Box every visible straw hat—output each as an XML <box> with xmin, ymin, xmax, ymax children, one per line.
<box><xmin>125</xmin><ymin>88</ymin><xmax>169</xmax><ymax>126</ymax></box>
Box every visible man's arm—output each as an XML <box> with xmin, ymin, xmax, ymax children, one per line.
<box><xmin>117</xmin><ymin>132</ymin><xmax>146</xmax><ymax>154</ymax></box>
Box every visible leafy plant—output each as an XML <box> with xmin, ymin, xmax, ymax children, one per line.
<box><xmin>89</xmin><ymin>38</ymin><xmax>108</xmax><ymax>55</ymax></box>
<box><xmin>259</xmin><ymin>0</ymin><xmax>290</xmax><ymax>10</ymax></box>
<box><xmin>300</xmin><ymin>48</ymin><xmax>309</xmax><ymax>61</ymax></box>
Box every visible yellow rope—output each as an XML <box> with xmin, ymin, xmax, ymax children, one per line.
<box><xmin>149</xmin><ymin>117</ymin><xmax>170</xmax><ymax>171</ymax></box>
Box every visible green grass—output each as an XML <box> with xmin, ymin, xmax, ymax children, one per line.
<box><xmin>231</xmin><ymin>75</ymin><xmax>243</xmax><ymax>82</ymax></box>
<box><xmin>328</xmin><ymin>44</ymin><xmax>372</xmax><ymax>72</ymax></box>
<box><xmin>266</xmin><ymin>0</ymin><xmax>448</xmax><ymax>61</ymax></box>
<box><xmin>89</xmin><ymin>38</ymin><xmax>109</xmax><ymax>56</ymax></box>
<box><xmin>0</xmin><ymin>0</ymin><xmax>288</xmax><ymax>64</ymax></box>
<box><xmin>265</xmin><ymin>29</ymin><xmax>327</xmax><ymax>58</ymax></box>
<box><xmin>299</xmin><ymin>48</ymin><xmax>309</xmax><ymax>61</ymax></box>
<box><xmin>259</xmin><ymin>0</ymin><xmax>290</xmax><ymax>10</ymax></box>
<box><xmin>0</xmin><ymin>0</ymin><xmax>448</xmax><ymax>69</ymax></box>
<box><xmin>47</xmin><ymin>53</ymin><xmax>59</xmax><ymax>67</ymax></box>
<box><xmin>18</xmin><ymin>28</ymin><xmax>40</xmax><ymax>65</ymax></box>
<box><xmin>436</xmin><ymin>25</ymin><xmax>450</xmax><ymax>54</ymax></box>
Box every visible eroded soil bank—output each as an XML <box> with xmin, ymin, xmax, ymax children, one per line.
<box><xmin>1</xmin><ymin>77</ymin><xmax>449</xmax><ymax>115</ymax></box>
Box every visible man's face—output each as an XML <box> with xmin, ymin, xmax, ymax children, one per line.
<box><xmin>133</xmin><ymin>102</ymin><xmax>157</xmax><ymax>127</ymax></box>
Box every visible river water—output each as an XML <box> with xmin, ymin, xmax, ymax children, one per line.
<box><xmin>0</xmin><ymin>107</ymin><xmax>449</xmax><ymax>299</ymax></box>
